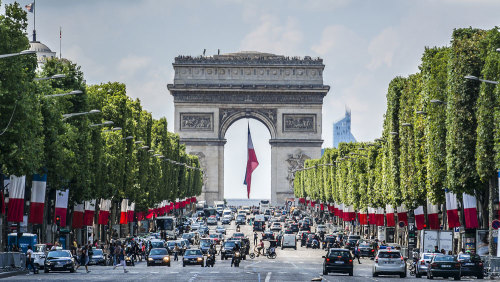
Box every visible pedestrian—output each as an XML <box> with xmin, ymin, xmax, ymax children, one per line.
<box><xmin>113</xmin><ymin>244</ymin><xmax>128</xmax><ymax>273</ymax></box>
<box><xmin>114</xmin><ymin>242</ymin><xmax>121</xmax><ymax>265</ymax></box>
<box><xmin>353</xmin><ymin>244</ymin><xmax>361</xmax><ymax>264</ymax></box>
<box><xmin>173</xmin><ymin>243</ymin><xmax>179</xmax><ymax>261</ymax></box>
<box><xmin>25</xmin><ymin>245</ymin><xmax>37</xmax><ymax>275</ymax></box>
<box><xmin>76</xmin><ymin>245</ymin><xmax>90</xmax><ymax>273</ymax></box>
<box><xmin>254</xmin><ymin>232</ymin><xmax>258</xmax><ymax>245</ymax></box>
<box><xmin>109</xmin><ymin>243</ymin><xmax>115</xmax><ymax>266</ymax></box>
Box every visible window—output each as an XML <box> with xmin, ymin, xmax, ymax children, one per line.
<box><xmin>378</xmin><ymin>252</ymin><xmax>401</xmax><ymax>258</ymax></box>
<box><xmin>328</xmin><ymin>250</ymin><xmax>350</xmax><ymax>258</ymax></box>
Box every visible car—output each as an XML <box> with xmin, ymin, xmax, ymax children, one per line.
<box><xmin>33</xmin><ymin>244</ymin><xmax>48</xmax><ymax>269</ymax></box>
<box><xmin>457</xmin><ymin>253</ymin><xmax>483</xmax><ymax>279</ymax></box>
<box><xmin>262</xmin><ymin>230</ymin><xmax>275</xmax><ymax>240</ymax></box>
<box><xmin>183</xmin><ymin>249</ymin><xmax>204</xmax><ymax>267</ymax></box>
<box><xmin>147</xmin><ymin>248</ymin><xmax>171</xmax><ymax>266</ymax></box>
<box><xmin>271</xmin><ymin>222</ymin><xmax>282</xmax><ymax>232</ymax></box>
<box><xmin>290</xmin><ymin>223</ymin><xmax>299</xmax><ymax>233</ymax></box>
<box><xmin>281</xmin><ymin>234</ymin><xmax>297</xmax><ymax>250</ymax></box>
<box><xmin>372</xmin><ymin>249</ymin><xmax>406</xmax><ymax>278</ymax></box>
<box><xmin>149</xmin><ymin>239</ymin><xmax>166</xmax><ymax>249</ymax></box>
<box><xmin>358</xmin><ymin>242</ymin><xmax>376</xmax><ymax>258</ymax></box>
<box><xmin>198</xmin><ymin>225</ymin><xmax>209</xmax><ymax>235</ymax></box>
<box><xmin>236</xmin><ymin>215</ymin><xmax>246</xmax><ymax>225</ymax></box>
<box><xmin>306</xmin><ymin>233</ymin><xmax>319</xmax><ymax>248</ymax></box>
<box><xmin>323</xmin><ymin>248</ymin><xmax>353</xmax><ymax>276</ymax></box>
<box><xmin>232</xmin><ymin>232</ymin><xmax>245</xmax><ymax>239</ymax></box>
<box><xmin>427</xmin><ymin>254</ymin><xmax>461</xmax><ymax>280</ymax></box>
<box><xmin>316</xmin><ymin>225</ymin><xmax>327</xmax><ymax>233</ymax></box>
<box><xmin>207</xmin><ymin>216</ymin><xmax>218</xmax><ymax>225</ymax></box>
<box><xmin>344</xmin><ymin>238</ymin><xmax>358</xmax><ymax>250</ymax></box>
<box><xmin>182</xmin><ymin>232</ymin><xmax>198</xmax><ymax>245</ymax></box>
<box><xmin>221</xmin><ymin>216</ymin><xmax>232</xmax><ymax>225</ymax></box>
<box><xmin>199</xmin><ymin>238</ymin><xmax>213</xmax><ymax>254</ymax></box>
<box><xmin>88</xmin><ymin>248</ymin><xmax>106</xmax><ymax>265</ymax></box>
<box><xmin>209</xmin><ymin>233</ymin><xmax>223</xmax><ymax>244</ymax></box>
<box><xmin>215</xmin><ymin>226</ymin><xmax>226</xmax><ymax>235</ymax></box>
<box><xmin>166</xmin><ymin>240</ymin><xmax>187</xmax><ymax>255</ymax></box>
<box><xmin>296</xmin><ymin>231</ymin><xmax>306</xmax><ymax>241</ymax></box>
<box><xmin>415</xmin><ymin>253</ymin><xmax>436</xmax><ymax>278</ymax></box>
<box><xmin>221</xmin><ymin>241</ymin><xmax>237</xmax><ymax>260</ymax></box>
<box><xmin>44</xmin><ymin>250</ymin><xmax>76</xmax><ymax>273</ymax></box>
<box><xmin>253</xmin><ymin>220</ymin><xmax>265</xmax><ymax>231</ymax></box>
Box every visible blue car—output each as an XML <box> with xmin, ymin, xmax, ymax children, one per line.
<box><xmin>183</xmin><ymin>249</ymin><xmax>204</xmax><ymax>267</ymax></box>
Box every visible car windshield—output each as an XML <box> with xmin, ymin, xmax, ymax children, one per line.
<box><xmin>150</xmin><ymin>249</ymin><xmax>167</xmax><ymax>255</ymax></box>
<box><xmin>328</xmin><ymin>250</ymin><xmax>350</xmax><ymax>258</ymax></box>
<box><xmin>378</xmin><ymin>252</ymin><xmax>401</xmax><ymax>258</ymax></box>
<box><xmin>458</xmin><ymin>254</ymin><xmax>479</xmax><ymax>262</ymax></box>
<box><xmin>93</xmin><ymin>249</ymin><xmax>103</xmax><ymax>256</ymax></box>
<box><xmin>359</xmin><ymin>244</ymin><xmax>370</xmax><ymax>248</ymax></box>
<box><xmin>224</xmin><ymin>242</ymin><xmax>236</xmax><ymax>248</ymax></box>
<box><xmin>47</xmin><ymin>251</ymin><xmax>70</xmax><ymax>258</ymax></box>
<box><xmin>151</xmin><ymin>241</ymin><xmax>164</xmax><ymax>248</ymax></box>
<box><xmin>233</xmin><ymin>233</ymin><xmax>244</xmax><ymax>237</ymax></box>
<box><xmin>185</xmin><ymin>250</ymin><xmax>202</xmax><ymax>256</ymax></box>
<box><xmin>200</xmin><ymin>240</ymin><xmax>211</xmax><ymax>247</ymax></box>
<box><xmin>434</xmin><ymin>255</ymin><xmax>455</xmax><ymax>262</ymax></box>
<box><xmin>167</xmin><ymin>241</ymin><xmax>176</xmax><ymax>247</ymax></box>
<box><xmin>182</xmin><ymin>234</ymin><xmax>192</xmax><ymax>239</ymax></box>
<box><xmin>209</xmin><ymin>234</ymin><xmax>218</xmax><ymax>238</ymax></box>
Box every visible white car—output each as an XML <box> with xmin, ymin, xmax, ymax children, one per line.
<box><xmin>33</xmin><ymin>244</ymin><xmax>47</xmax><ymax>269</ymax></box>
<box><xmin>316</xmin><ymin>225</ymin><xmax>327</xmax><ymax>233</ymax></box>
<box><xmin>271</xmin><ymin>222</ymin><xmax>282</xmax><ymax>232</ymax></box>
<box><xmin>281</xmin><ymin>234</ymin><xmax>297</xmax><ymax>250</ymax></box>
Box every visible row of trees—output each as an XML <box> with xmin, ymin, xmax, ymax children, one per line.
<box><xmin>0</xmin><ymin>2</ymin><xmax>202</xmax><ymax>214</ymax></box>
<box><xmin>294</xmin><ymin>27</ymin><xmax>500</xmax><ymax>225</ymax></box>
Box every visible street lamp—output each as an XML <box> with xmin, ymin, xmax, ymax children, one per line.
<box><xmin>464</xmin><ymin>75</ymin><xmax>499</xmax><ymax>85</ymax></box>
<box><xmin>0</xmin><ymin>49</ymin><xmax>36</xmax><ymax>59</ymax></box>
<box><xmin>389</xmin><ymin>131</ymin><xmax>398</xmax><ymax>135</ymax></box>
<box><xmin>44</xmin><ymin>90</ymin><xmax>83</xmax><ymax>98</ymax></box>
<box><xmin>34</xmin><ymin>74</ymin><xmax>66</xmax><ymax>81</ymax></box>
<box><xmin>134</xmin><ymin>140</ymin><xmax>144</xmax><ymax>144</ymax></box>
<box><xmin>62</xmin><ymin>109</ymin><xmax>100</xmax><ymax>120</ymax></box>
<box><xmin>430</xmin><ymin>99</ymin><xmax>447</xmax><ymax>105</ymax></box>
<box><xmin>90</xmin><ymin>121</ymin><xmax>114</xmax><ymax>127</ymax></box>
<box><xmin>122</xmin><ymin>136</ymin><xmax>133</xmax><ymax>140</ymax></box>
<box><xmin>401</xmin><ymin>123</ymin><xmax>412</xmax><ymax>127</ymax></box>
<box><xmin>102</xmin><ymin>127</ymin><xmax>122</xmax><ymax>132</ymax></box>
<box><xmin>416</xmin><ymin>110</ymin><xmax>427</xmax><ymax>115</ymax></box>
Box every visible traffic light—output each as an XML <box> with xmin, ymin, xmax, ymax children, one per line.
<box><xmin>55</xmin><ymin>215</ymin><xmax>61</xmax><ymax>226</ymax></box>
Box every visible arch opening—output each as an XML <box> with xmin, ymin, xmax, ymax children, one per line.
<box><xmin>224</xmin><ymin>118</ymin><xmax>271</xmax><ymax>202</ymax></box>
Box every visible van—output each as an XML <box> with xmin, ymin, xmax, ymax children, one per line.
<box><xmin>282</xmin><ymin>234</ymin><xmax>297</xmax><ymax>250</ymax></box>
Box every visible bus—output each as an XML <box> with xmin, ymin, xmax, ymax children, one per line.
<box><xmin>203</xmin><ymin>208</ymin><xmax>217</xmax><ymax>218</ymax></box>
<box><xmin>155</xmin><ymin>216</ymin><xmax>176</xmax><ymax>240</ymax></box>
<box><xmin>259</xmin><ymin>200</ymin><xmax>270</xmax><ymax>213</ymax></box>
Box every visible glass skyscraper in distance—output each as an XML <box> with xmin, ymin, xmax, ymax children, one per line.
<box><xmin>333</xmin><ymin>107</ymin><xmax>356</xmax><ymax>148</ymax></box>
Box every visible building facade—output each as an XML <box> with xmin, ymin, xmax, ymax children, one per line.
<box><xmin>333</xmin><ymin>108</ymin><xmax>356</xmax><ymax>148</ymax></box>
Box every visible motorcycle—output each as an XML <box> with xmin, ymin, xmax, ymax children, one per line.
<box><xmin>205</xmin><ymin>253</ymin><xmax>215</xmax><ymax>267</ymax></box>
<box><xmin>311</xmin><ymin>239</ymin><xmax>320</xmax><ymax>249</ymax></box>
<box><xmin>232</xmin><ymin>251</ymin><xmax>241</xmax><ymax>267</ymax></box>
<box><xmin>266</xmin><ymin>247</ymin><xmax>277</xmax><ymax>259</ymax></box>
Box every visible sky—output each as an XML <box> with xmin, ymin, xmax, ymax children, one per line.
<box><xmin>2</xmin><ymin>0</ymin><xmax>499</xmax><ymax>200</ymax></box>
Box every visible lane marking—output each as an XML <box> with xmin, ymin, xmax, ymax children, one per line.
<box><xmin>265</xmin><ymin>272</ymin><xmax>272</xmax><ymax>282</ymax></box>
<box><xmin>258</xmin><ymin>272</ymin><xmax>261</xmax><ymax>282</ymax></box>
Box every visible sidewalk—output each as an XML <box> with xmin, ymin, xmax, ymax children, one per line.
<box><xmin>0</xmin><ymin>268</ymin><xmax>26</xmax><ymax>279</ymax></box>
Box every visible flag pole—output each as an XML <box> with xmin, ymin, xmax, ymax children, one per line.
<box><xmin>33</xmin><ymin>0</ymin><xmax>36</xmax><ymax>41</ymax></box>
<box><xmin>59</xmin><ymin>27</ymin><xmax>62</xmax><ymax>59</ymax></box>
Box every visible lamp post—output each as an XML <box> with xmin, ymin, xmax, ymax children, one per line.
<box><xmin>102</xmin><ymin>127</ymin><xmax>122</xmax><ymax>133</ymax></box>
<box><xmin>62</xmin><ymin>109</ymin><xmax>100</xmax><ymax>120</ymax></box>
<box><xmin>90</xmin><ymin>121</ymin><xmax>114</xmax><ymax>127</ymax></box>
<box><xmin>0</xmin><ymin>50</ymin><xmax>36</xmax><ymax>59</ymax></box>
<box><xmin>44</xmin><ymin>90</ymin><xmax>83</xmax><ymax>98</ymax></box>
<box><xmin>34</xmin><ymin>74</ymin><xmax>66</xmax><ymax>81</ymax></box>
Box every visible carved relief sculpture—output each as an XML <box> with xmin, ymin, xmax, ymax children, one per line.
<box><xmin>180</xmin><ymin>113</ymin><xmax>213</xmax><ymax>131</ymax></box>
<box><xmin>286</xmin><ymin>152</ymin><xmax>310</xmax><ymax>191</ymax></box>
<box><xmin>283</xmin><ymin>114</ymin><xmax>316</xmax><ymax>132</ymax></box>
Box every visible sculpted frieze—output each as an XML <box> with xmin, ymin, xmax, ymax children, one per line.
<box><xmin>172</xmin><ymin>93</ymin><xmax>325</xmax><ymax>104</ymax></box>
<box><xmin>283</xmin><ymin>114</ymin><xmax>316</xmax><ymax>132</ymax></box>
<box><xmin>180</xmin><ymin>113</ymin><xmax>213</xmax><ymax>131</ymax></box>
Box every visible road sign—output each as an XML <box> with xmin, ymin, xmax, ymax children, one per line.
<box><xmin>408</xmin><ymin>223</ymin><xmax>415</xmax><ymax>232</ymax></box>
<box><xmin>398</xmin><ymin>221</ymin><xmax>405</xmax><ymax>228</ymax></box>
<box><xmin>492</xmin><ymin>219</ymin><xmax>500</xmax><ymax>230</ymax></box>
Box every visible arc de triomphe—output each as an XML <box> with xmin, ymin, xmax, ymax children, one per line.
<box><xmin>167</xmin><ymin>52</ymin><xmax>329</xmax><ymax>205</ymax></box>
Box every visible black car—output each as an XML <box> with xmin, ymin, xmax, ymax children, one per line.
<box><xmin>290</xmin><ymin>224</ymin><xmax>299</xmax><ymax>233</ymax></box>
<box><xmin>221</xmin><ymin>241</ymin><xmax>236</xmax><ymax>260</ymax></box>
<box><xmin>323</xmin><ymin>248</ymin><xmax>353</xmax><ymax>276</ymax></box>
<box><xmin>183</xmin><ymin>249</ymin><xmax>204</xmax><ymax>267</ymax></box>
<box><xmin>458</xmin><ymin>253</ymin><xmax>484</xmax><ymax>279</ymax></box>
<box><xmin>427</xmin><ymin>254</ymin><xmax>461</xmax><ymax>280</ymax></box>
<box><xmin>199</xmin><ymin>239</ymin><xmax>212</xmax><ymax>255</ymax></box>
<box><xmin>262</xmin><ymin>230</ymin><xmax>275</xmax><ymax>240</ymax></box>
<box><xmin>236</xmin><ymin>216</ymin><xmax>246</xmax><ymax>225</ymax></box>
<box><xmin>306</xmin><ymin>233</ymin><xmax>319</xmax><ymax>248</ymax></box>
<box><xmin>358</xmin><ymin>243</ymin><xmax>375</xmax><ymax>257</ymax></box>
<box><xmin>253</xmin><ymin>220</ymin><xmax>265</xmax><ymax>231</ymax></box>
<box><xmin>44</xmin><ymin>250</ymin><xmax>76</xmax><ymax>273</ymax></box>
<box><xmin>147</xmin><ymin>248</ymin><xmax>171</xmax><ymax>266</ymax></box>
<box><xmin>88</xmin><ymin>248</ymin><xmax>106</xmax><ymax>265</ymax></box>
<box><xmin>344</xmin><ymin>239</ymin><xmax>358</xmax><ymax>250</ymax></box>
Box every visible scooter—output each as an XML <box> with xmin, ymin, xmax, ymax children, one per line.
<box><xmin>205</xmin><ymin>253</ymin><xmax>215</xmax><ymax>267</ymax></box>
<box><xmin>266</xmin><ymin>247</ymin><xmax>277</xmax><ymax>259</ymax></box>
<box><xmin>232</xmin><ymin>251</ymin><xmax>241</xmax><ymax>267</ymax></box>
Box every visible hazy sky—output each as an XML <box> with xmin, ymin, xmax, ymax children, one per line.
<box><xmin>3</xmin><ymin>0</ymin><xmax>499</xmax><ymax>199</ymax></box>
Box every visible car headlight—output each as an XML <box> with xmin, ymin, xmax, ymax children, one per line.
<box><xmin>126</xmin><ymin>256</ymin><xmax>130</xmax><ymax>260</ymax></box>
<box><xmin>148</xmin><ymin>258</ymin><xmax>153</xmax><ymax>261</ymax></box>
<box><xmin>197</xmin><ymin>257</ymin><xmax>203</xmax><ymax>261</ymax></box>
<box><xmin>163</xmin><ymin>257</ymin><xmax>170</xmax><ymax>262</ymax></box>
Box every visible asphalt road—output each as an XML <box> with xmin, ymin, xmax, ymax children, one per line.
<box><xmin>8</xmin><ymin>221</ymin><xmax>480</xmax><ymax>281</ymax></box>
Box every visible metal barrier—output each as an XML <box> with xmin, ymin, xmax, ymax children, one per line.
<box><xmin>0</xmin><ymin>252</ymin><xmax>26</xmax><ymax>271</ymax></box>
<box><xmin>484</xmin><ymin>256</ymin><xmax>500</xmax><ymax>277</ymax></box>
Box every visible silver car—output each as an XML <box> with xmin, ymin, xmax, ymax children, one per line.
<box><xmin>415</xmin><ymin>253</ymin><xmax>436</xmax><ymax>278</ymax></box>
<box><xmin>372</xmin><ymin>249</ymin><xmax>407</xmax><ymax>278</ymax></box>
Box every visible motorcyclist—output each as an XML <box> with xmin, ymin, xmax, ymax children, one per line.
<box><xmin>236</xmin><ymin>224</ymin><xmax>240</xmax><ymax>232</ymax></box>
<box><xmin>257</xmin><ymin>239</ymin><xmax>264</xmax><ymax>255</ymax></box>
<box><xmin>231</xmin><ymin>243</ymin><xmax>241</xmax><ymax>267</ymax></box>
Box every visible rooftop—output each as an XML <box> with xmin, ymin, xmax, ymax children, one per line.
<box><xmin>174</xmin><ymin>51</ymin><xmax>323</xmax><ymax>66</ymax></box>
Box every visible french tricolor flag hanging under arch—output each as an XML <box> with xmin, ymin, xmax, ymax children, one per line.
<box><xmin>427</xmin><ymin>201</ymin><xmax>440</xmax><ymax>230</ymax></box>
<box><xmin>72</xmin><ymin>203</ymin><xmax>84</xmax><ymax>229</ymax></box>
<box><xmin>98</xmin><ymin>199</ymin><xmax>111</xmax><ymax>225</ymax></box>
<box><xmin>54</xmin><ymin>189</ymin><xmax>69</xmax><ymax>227</ymax></box>
<box><xmin>397</xmin><ymin>205</ymin><xmax>408</xmax><ymax>226</ymax></box>
<box><xmin>127</xmin><ymin>202</ymin><xmax>135</xmax><ymax>222</ymax></box>
<box><xmin>29</xmin><ymin>174</ymin><xmax>46</xmax><ymax>224</ymax></box>
<box><xmin>414</xmin><ymin>206</ymin><xmax>425</xmax><ymax>230</ymax></box>
<box><xmin>445</xmin><ymin>190</ymin><xmax>460</xmax><ymax>228</ymax></box>
<box><xmin>243</xmin><ymin>124</ymin><xmax>259</xmax><ymax>199</ymax></box>
<box><xmin>463</xmin><ymin>193</ymin><xmax>479</xmax><ymax>229</ymax></box>
<box><xmin>386</xmin><ymin>204</ymin><xmax>395</xmax><ymax>227</ymax></box>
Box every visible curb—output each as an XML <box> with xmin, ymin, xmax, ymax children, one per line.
<box><xmin>0</xmin><ymin>269</ymin><xmax>27</xmax><ymax>279</ymax></box>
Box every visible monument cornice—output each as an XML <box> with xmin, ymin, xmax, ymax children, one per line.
<box><xmin>170</xmin><ymin>92</ymin><xmax>326</xmax><ymax>104</ymax></box>
<box><xmin>167</xmin><ymin>84</ymin><xmax>329</xmax><ymax>91</ymax></box>
<box><xmin>269</xmin><ymin>139</ymin><xmax>323</xmax><ymax>147</ymax></box>
<box><xmin>180</xmin><ymin>138</ymin><xmax>227</xmax><ymax>146</ymax></box>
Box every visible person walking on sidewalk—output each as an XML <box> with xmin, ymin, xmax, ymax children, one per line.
<box><xmin>76</xmin><ymin>245</ymin><xmax>90</xmax><ymax>273</ymax></box>
<box><xmin>113</xmin><ymin>244</ymin><xmax>128</xmax><ymax>273</ymax></box>
<box><xmin>25</xmin><ymin>246</ymin><xmax>37</xmax><ymax>275</ymax></box>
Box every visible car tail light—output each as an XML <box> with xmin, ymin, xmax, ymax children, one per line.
<box><xmin>326</xmin><ymin>258</ymin><xmax>330</xmax><ymax>262</ymax></box>
<box><xmin>479</xmin><ymin>262</ymin><xmax>483</xmax><ymax>266</ymax></box>
<box><xmin>375</xmin><ymin>257</ymin><xmax>378</xmax><ymax>263</ymax></box>
<box><xmin>348</xmin><ymin>259</ymin><xmax>353</xmax><ymax>265</ymax></box>
<box><xmin>420</xmin><ymin>260</ymin><xmax>425</xmax><ymax>265</ymax></box>
<box><xmin>371</xmin><ymin>249</ymin><xmax>374</xmax><ymax>252</ymax></box>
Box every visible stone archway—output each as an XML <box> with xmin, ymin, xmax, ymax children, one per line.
<box><xmin>167</xmin><ymin>51</ymin><xmax>330</xmax><ymax>205</ymax></box>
